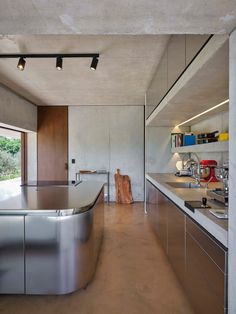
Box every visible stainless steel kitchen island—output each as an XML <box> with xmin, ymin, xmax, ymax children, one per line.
<box><xmin>0</xmin><ymin>180</ymin><xmax>104</xmax><ymax>295</ymax></box>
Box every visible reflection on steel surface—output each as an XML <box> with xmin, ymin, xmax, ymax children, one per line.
<box><xmin>0</xmin><ymin>185</ymin><xmax>104</xmax><ymax>295</ymax></box>
<box><xmin>0</xmin><ymin>216</ymin><xmax>25</xmax><ymax>294</ymax></box>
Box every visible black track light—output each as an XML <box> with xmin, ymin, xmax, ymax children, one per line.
<box><xmin>17</xmin><ymin>57</ymin><xmax>26</xmax><ymax>71</ymax></box>
<box><xmin>56</xmin><ymin>57</ymin><xmax>63</xmax><ymax>70</ymax></box>
<box><xmin>0</xmin><ymin>53</ymin><xmax>100</xmax><ymax>71</ymax></box>
<box><xmin>90</xmin><ymin>57</ymin><xmax>98</xmax><ymax>70</ymax></box>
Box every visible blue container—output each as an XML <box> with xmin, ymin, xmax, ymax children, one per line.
<box><xmin>184</xmin><ymin>134</ymin><xmax>196</xmax><ymax>146</ymax></box>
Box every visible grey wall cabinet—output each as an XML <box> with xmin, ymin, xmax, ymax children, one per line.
<box><xmin>167</xmin><ymin>35</ymin><xmax>186</xmax><ymax>89</ymax></box>
<box><xmin>186</xmin><ymin>35</ymin><xmax>210</xmax><ymax>66</ymax></box>
<box><xmin>145</xmin><ymin>35</ymin><xmax>210</xmax><ymax>119</ymax></box>
<box><xmin>146</xmin><ymin>179</ymin><xmax>227</xmax><ymax>314</ymax></box>
<box><xmin>145</xmin><ymin>50</ymin><xmax>168</xmax><ymax>118</ymax></box>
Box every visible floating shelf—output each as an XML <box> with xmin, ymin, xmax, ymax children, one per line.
<box><xmin>171</xmin><ymin>141</ymin><xmax>229</xmax><ymax>154</ymax></box>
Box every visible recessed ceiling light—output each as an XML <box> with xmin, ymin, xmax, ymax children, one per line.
<box><xmin>176</xmin><ymin>99</ymin><xmax>229</xmax><ymax>127</ymax></box>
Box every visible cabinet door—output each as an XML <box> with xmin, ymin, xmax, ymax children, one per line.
<box><xmin>185</xmin><ymin>218</ymin><xmax>226</xmax><ymax>314</ymax></box>
<box><xmin>186</xmin><ymin>35</ymin><xmax>210</xmax><ymax>66</ymax></box>
<box><xmin>146</xmin><ymin>50</ymin><xmax>168</xmax><ymax>118</ymax></box>
<box><xmin>167</xmin><ymin>35</ymin><xmax>186</xmax><ymax>89</ymax></box>
<box><xmin>146</xmin><ymin>180</ymin><xmax>168</xmax><ymax>251</ymax></box>
<box><xmin>0</xmin><ymin>216</ymin><xmax>25</xmax><ymax>293</ymax></box>
<box><xmin>167</xmin><ymin>204</ymin><xmax>185</xmax><ymax>286</ymax></box>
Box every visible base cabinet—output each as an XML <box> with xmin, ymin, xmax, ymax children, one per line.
<box><xmin>146</xmin><ymin>179</ymin><xmax>227</xmax><ymax>314</ymax></box>
<box><xmin>146</xmin><ymin>180</ymin><xmax>168</xmax><ymax>251</ymax></box>
<box><xmin>185</xmin><ymin>217</ymin><xmax>227</xmax><ymax>314</ymax></box>
<box><xmin>167</xmin><ymin>204</ymin><xmax>185</xmax><ymax>287</ymax></box>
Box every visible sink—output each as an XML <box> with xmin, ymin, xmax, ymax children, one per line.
<box><xmin>166</xmin><ymin>182</ymin><xmax>202</xmax><ymax>189</ymax></box>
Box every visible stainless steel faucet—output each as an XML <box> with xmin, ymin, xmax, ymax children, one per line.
<box><xmin>180</xmin><ymin>152</ymin><xmax>201</xmax><ymax>185</ymax></box>
<box><xmin>191</xmin><ymin>152</ymin><xmax>201</xmax><ymax>185</ymax></box>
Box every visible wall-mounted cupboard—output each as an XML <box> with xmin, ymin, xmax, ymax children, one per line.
<box><xmin>145</xmin><ymin>34</ymin><xmax>211</xmax><ymax>119</ymax></box>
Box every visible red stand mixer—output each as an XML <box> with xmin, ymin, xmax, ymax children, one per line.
<box><xmin>200</xmin><ymin>160</ymin><xmax>218</xmax><ymax>182</ymax></box>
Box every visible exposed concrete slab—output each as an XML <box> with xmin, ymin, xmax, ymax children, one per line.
<box><xmin>0</xmin><ymin>1</ymin><xmax>235</xmax><ymax>35</ymax></box>
<box><xmin>0</xmin><ymin>84</ymin><xmax>37</xmax><ymax>131</ymax></box>
<box><xmin>0</xmin><ymin>35</ymin><xmax>169</xmax><ymax>106</ymax></box>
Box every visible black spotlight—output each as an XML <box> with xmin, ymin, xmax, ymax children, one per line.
<box><xmin>56</xmin><ymin>57</ymin><xmax>63</xmax><ymax>70</ymax></box>
<box><xmin>90</xmin><ymin>57</ymin><xmax>98</xmax><ymax>70</ymax></box>
<box><xmin>17</xmin><ymin>57</ymin><xmax>26</xmax><ymax>71</ymax></box>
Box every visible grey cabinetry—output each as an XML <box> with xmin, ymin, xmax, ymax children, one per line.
<box><xmin>146</xmin><ymin>50</ymin><xmax>168</xmax><ymax>118</ymax></box>
<box><xmin>145</xmin><ymin>35</ymin><xmax>211</xmax><ymax>119</ymax></box>
<box><xmin>185</xmin><ymin>35</ymin><xmax>210</xmax><ymax>65</ymax></box>
<box><xmin>146</xmin><ymin>179</ymin><xmax>227</xmax><ymax>314</ymax></box>
<box><xmin>146</xmin><ymin>180</ymin><xmax>185</xmax><ymax>284</ymax></box>
<box><xmin>146</xmin><ymin>180</ymin><xmax>167</xmax><ymax>251</ymax></box>
<box><xmin>185</xmin><ymin>217</ymin><xmax>227</xmax><ymax>314</ymax></box>
<box><xmin>0</xmin><ymin>216</ymin><xmax>25</xmax><ymax>294</ymax></box>
<box><xmin>167</xmin><ymin>204</ymin><xmax>185</xmax><ymax>286</ymax></box>
<box><xmin>167</xmin><ymin>35</ymin><xmax>186</xmax><ymax>89</ymax></box>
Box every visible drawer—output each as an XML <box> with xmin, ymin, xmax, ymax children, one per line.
<box><xmin>186</xmin><ymin>233</ymin><xmax>226</xmax><ymax>313</ymax></box>
<box><xmin>186</xmin><ymin>217</ymin><xmax>226</xmax><ymax>272</ymax></box>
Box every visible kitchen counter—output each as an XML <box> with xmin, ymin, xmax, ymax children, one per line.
<box><xmin>146</xmin><ymin>173</ymin><xmax>228</xmax><ymax>247</ymax></box>
<box><xmin>0</xmin><ymin>180</ymin><xmax>103</xmax><ymax>215</ymax></box>
<box><xmin>0</xmin><ymin>181</ymin><xmax>104</xmax><ymax>295</ymax></box>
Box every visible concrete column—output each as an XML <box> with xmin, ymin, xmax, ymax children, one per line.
<box><xmin>228</xmin><ymin>28</ymin><xmax>236</xmax><ymax>313</ymax></box>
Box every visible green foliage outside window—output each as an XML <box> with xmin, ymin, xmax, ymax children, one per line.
<box><xmin>0</xmin><ymin>136</ymin><xmax>21</xmax><ymax>181</ymax></box>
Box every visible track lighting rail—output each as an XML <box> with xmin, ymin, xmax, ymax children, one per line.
<box><xmin>0</xmin><ymin>53</ymin><xmax>100</xmax><ymax>71</ymax></box>
<box><xmin>0</xmin><ymin>53</ymin><xmax>99</xmax><ymax>58</ymax></box>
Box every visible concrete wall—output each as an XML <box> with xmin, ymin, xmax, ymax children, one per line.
<box><xmin>0</xmin><ymin>84</ymin><xmax>37</xmax><ymax>132</ymax></box>
<box><xmin>68</xmin><ymin>106</ymin><xmax>144</xmax><ymax>201</ymax></box>
<box><xmin>146</xmin><ymin>126</ymin><xmax>182</xmax><ymax>173</ymax></box>
<box><xmin>27</xmin><ymin>132</ymin><xmax>37</xmax><ymax>181</ymax></box>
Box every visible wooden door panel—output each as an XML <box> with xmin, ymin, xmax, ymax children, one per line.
<box><xmin>37</xmin><ymin>106</ymin><xmax>68</xmax><ymax>181</ymax></box>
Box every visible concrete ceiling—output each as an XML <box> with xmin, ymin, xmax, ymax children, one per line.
<box><xmin>0</xmin><ymin>35</ymin><xmax>170</xmax><ymax>106</ymax></box>
<box><xmin>0</xmin><ymin>1</ymin><xmax>236</xmax><ymax>35</ymax></box>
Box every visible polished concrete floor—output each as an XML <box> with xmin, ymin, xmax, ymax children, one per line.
<box><xmin>0</xmin><ymin>203</ymin><xmax>193</xmax><ymax>314</ymax></box>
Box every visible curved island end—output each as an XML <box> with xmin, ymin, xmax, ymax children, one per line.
<box><xmin>0</xmin><ymin>181</ymin><xmax>104</xmax><ymax>295</ymax></box>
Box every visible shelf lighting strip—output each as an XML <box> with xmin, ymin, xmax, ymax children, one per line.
<box><xmin>176</xmin><ymin>99</ymin><xmax>229</xmax><ymax>127</ymax></box>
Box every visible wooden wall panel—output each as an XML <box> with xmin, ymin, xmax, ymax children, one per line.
<box><xmin>37</xmin><ymin>106</ymin><xmax>68</xmax><ymax>181</ymax></box>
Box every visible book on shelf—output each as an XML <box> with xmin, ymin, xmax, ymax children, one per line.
<box><xmin>171</xmin><ymin>133</ymin><xmax>184</xmax><ymax>148</ymax></box>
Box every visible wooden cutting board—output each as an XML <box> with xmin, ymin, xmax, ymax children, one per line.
<box><xmin>114</xmin><ymin>169</ymin><xmax>133</xmax><ymax>204</ymax></box>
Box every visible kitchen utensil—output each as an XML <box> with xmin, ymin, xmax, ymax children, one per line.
<box><xmin>218</xmin><ymin>133</ymin><xmax>229</xmax><ymax>141</ymax></box>
<box><xmin>210</xmin><ymin>209</ymin><xmax>228</xmax><ymax>219</ymax></box>
<box><xmin>199</xmin><ymin>160</ymin><xmax>218</xmax><ymax>182</ymax></box>
<box><xmin>184</xmin><ymin>200</ymin><xmax>211</xmax><ymax>213</ymax></box>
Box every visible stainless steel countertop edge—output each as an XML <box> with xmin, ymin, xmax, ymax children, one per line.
<box><xmin>0</xmin><ymin>181</ymin><xmax>105</xmax><ymax>216</ymax></box>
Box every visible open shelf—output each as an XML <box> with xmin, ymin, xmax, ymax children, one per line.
<box><xmin>171</xmin><ymin>141</ymin><xmax>229</xmax><ymax>154</ymax></box>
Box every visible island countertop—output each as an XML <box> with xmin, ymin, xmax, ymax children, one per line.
<box><xmin>0</xmin><ymin>180</ymin><xmax>105</xmax><ymax>295</ymax></box>
<box><xmin>146</xmin><ymin>173</ymin><xmax>228</xmax><ymax>247</ymax></box>
<box><xmin>0</xmin><ymin>180</ymin><xmax>104</xmax><ymax>215</ymax></box>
